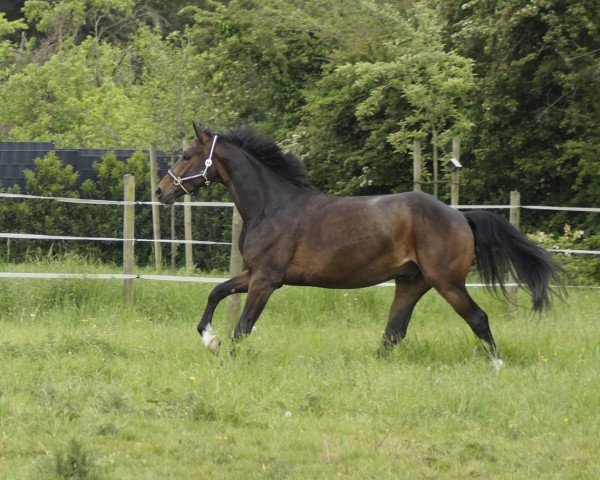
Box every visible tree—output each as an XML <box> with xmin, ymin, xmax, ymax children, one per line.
<box><xmin>0</xmin><ymin>11</ymin><xmax>26</xmax><ymax>83</ymax></box>
<box><xmin>21</xmin><ymin>0</ymin><xmax>145</xmax><ymax>48</ymax></box>
<box><xmin>184</xmin><ymin>0</ymin><xmax>332</xmax><ymax>137</ymax></box>
<box><xmin>131</xmin><ymin>26</ymin><xmax>193</xmax><ymax>153</ymax></box>
<box><xmin>1</xmin><ymin>0</ymin><xmax>597</xmax><ymax>242</ymax></box>
<box><xmin>437</xmin><ymin>0</ymin><xmax>600</xmax><ymax>229</ymax></box>
<box><xmin>297</xmin><ymin>2</ymin><xmax>474</xmax><ymax>197</ymax></box>
<box><xmin>0</xmin><ymin>38</ymin><xmax>149</xmax><ymax>146</ymax></box>
<box><xmin>387</xmin><ymin>48</ymin><xmax>474</xmax><ymax>198</ymax></box>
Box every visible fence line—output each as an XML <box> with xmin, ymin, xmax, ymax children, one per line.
<box><xmin>0</xmin><ymin>272</ymin><xmax>225</xmax><ymax>284</ymax></box>
<box><xmin>2</xmin><ymin>233</ymin><xmax>597</xmax><ymax>255</ymax></box>
<box><xmin>2</xmin><ymin>272</ymin><xmax>598</xmax><ymax>291</ymax></box>
<box><xmin>0</xmin><ymin>192</ymin><xmax>234</xmax><ymax>207</ymax></box>
<box><xmin>0</xmin><ymin>232</ymin><xmax>231</xmax><ymax>246</ymax></box>
<box><xmin>454</xmin><ymin>204</ymin><xmax>600</xmax><ymax>213</ymax></box>
<box><xmin>2</xmin><ymin>186</ymin><xmax>599</xmax><ymax>307</ymax></box>
<box><xmin>2</xmin><ymin>194</ymin><xmax>599</xmax><ymax>255</ymax></box>
<box><xmin>522</xmin><ymin>205</ymin><xmax>600</xmax><ymax>213</ymax></box>
<box><xmin>547</xmin><ymin>248</ymin><xmax>600</xmax><ymax>256</ymax></box>
<box><xmin>3</xmin><ymin>192</ymin><xmax>600</xmax><ymax>213</ymax></box>
<box><xmin>0</xmin><ymin>272</ymin><xmax>600</xmax><ymax>290</ymax></box>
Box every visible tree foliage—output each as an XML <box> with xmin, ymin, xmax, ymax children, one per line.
<box><xmin>298</xmin><ymin>2</ymin><xmax>474</xmax><ymax>196</ymax></box>
<box><xmin>0</xmin><ymin>0</ymin><xmax>598</xmax><ymax>241</ymax></box>
<box><xmin>438</xmin><ymin>0</ymin><xmax>599</xmax><ymax>214</ymax></box>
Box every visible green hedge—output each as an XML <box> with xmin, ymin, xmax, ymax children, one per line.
<box><xmin>0</xmin><ymin>151</ymin><xmax>233</xmax><ymax>272</ymax></box>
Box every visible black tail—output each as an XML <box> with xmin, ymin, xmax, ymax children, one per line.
<box><xmin>463</xmin><ymin>210</ymin><xmax>564</xmax><ymax>311</ymax></box>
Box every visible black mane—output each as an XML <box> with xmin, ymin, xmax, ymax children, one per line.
<box><xmin>220</xmin><ymin>126</ymin><xmax>312</xmax><ymax>188</ymax></box>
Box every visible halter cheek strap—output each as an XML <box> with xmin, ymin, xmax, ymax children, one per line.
<box><xmin>168</xmin><ymin>135</ymin><xmax>218</xmax><ymax>195</ymax></box>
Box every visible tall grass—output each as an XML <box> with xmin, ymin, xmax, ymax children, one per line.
<box><xmin>1</xmin><ymin>259</ymin><xmax>599</xmax><ymax>479</ymax></box>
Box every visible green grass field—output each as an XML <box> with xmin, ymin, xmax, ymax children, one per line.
<box><xmin>1</xmin><ymin>259</ymin><xmax>599</xmax><ymax>479</ymax></box>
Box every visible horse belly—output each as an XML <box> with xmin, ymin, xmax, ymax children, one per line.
<box><xmin>284</xmin><ymin>233</ymin><xmax>412</xmax><ymax>288</ymax></box>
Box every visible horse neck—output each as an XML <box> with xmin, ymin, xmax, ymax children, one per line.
<box><xmin>218</xmin><ymin>151</ymin><xmax>303</xmax><ymax>223</ymax></box>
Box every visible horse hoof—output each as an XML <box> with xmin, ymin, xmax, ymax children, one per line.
<box><xmin>207</xmin><ymin>336</ymin><xmax>220</xmax><ymax>355</ymax></box>
<box><xmin>490</xmin><ymin>358</ymin><xmax>504</xmax><ymax>371</ymax></box>
<box><xmin>202</xmin><ymin>327</ymin><xmax>220</xmax><ymax>355</ymax></box>
<box><xmin>374</xmin><ymin>344</ymin><xmax>394</xmax><ymax>358</ymax></box>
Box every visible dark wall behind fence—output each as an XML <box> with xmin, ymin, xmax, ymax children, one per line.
<box><xmin>0</xmin><ymin>142</ymin><xmax>173</xmax><ymax>189</ymax></box>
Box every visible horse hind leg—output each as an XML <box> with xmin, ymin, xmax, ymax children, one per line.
<box><xmin>434</xmin><ymin>282</ymin><xmax>503</xmax><ymax>369</ymax></box>
<box><xmin>379</xmin><ymin>273</ymin><xmax>431</xmax><ymax>353</ymax></box>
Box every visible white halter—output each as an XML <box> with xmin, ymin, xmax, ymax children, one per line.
<box><xmin>167</xmin><ymin>135</ymin><xmax>218</xmax><ymax>194</ymax></box>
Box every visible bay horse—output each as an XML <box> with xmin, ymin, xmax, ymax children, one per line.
<box><xmin>155</xmin><ymin>123</ymin><xmax>563</xmax><ymax>367</ymax></box>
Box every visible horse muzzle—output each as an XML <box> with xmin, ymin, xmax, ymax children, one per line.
<box><xmin>155</xmin><ymin>186</ymin><xmax>176</xmax><ymax>205</ymax></box>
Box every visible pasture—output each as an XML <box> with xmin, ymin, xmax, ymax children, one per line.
<box><xmin>1</xmin><ymin>259</ymin><xmax>599</xmax><ymax>479</ymax></box>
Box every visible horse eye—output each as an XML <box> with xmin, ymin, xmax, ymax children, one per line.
<box><xmin>182</xmin><ymin>153</ymin><xmax>191</xmax><ymax>161</ymax></box>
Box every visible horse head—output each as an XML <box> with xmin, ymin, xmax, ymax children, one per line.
<box><xmin>155</xmin><ymin>122</ymin><xmax>221</xmax><ymax>204</ymax></box>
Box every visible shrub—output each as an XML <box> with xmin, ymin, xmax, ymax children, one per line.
<box><xmin>527</xmin><ymin>224</ymin><xmax>600</xmax><ymax>285</ymax></box>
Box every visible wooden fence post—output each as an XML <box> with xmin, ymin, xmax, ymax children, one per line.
<box><xmin>123</xmin><ymin>174</ymin><xmax>136</xmax><ymax>306</ymax></box>
<box><xmin>149</xmin><ymin>144</ymin><xmax>162</xmax><ymax>271</ymax></box>
<box><xmin>413</xmin><ymin>140</ymin><xmax>422</xmax><ymax>192</ymax></box>
<box><xmin>450</xmin><ymin>137</ymin><xmax>460</xmax><ymax>206</ymax></box>
<box><xmin>227</xmin><ymin>207</ymin><xmax>244</xmax><ymax>335</ymax></box>
<box><xmin>170</xmin><ymin>205</ymin><xmax>177</xmax><ymax>271</ymax></box>
<box><xmin>184</xmin><ymin>194</ymin><xmax>193</xmax><ymax>272</ymax></box>
<box><xmin>507</xmin><ymin>190</ymin><xmax>521</xmax><ymax>313</ymax></box>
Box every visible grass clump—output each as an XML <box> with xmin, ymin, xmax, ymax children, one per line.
<box><xmin>46</xmin><ymin>438</ymin><xmax>105</xmax><ymax>480</ymax></box>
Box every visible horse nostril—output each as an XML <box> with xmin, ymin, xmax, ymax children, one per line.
<box><xmin>155</xmin><ymin>187</ymin><xmax>162</xmax><ymax>197</ymax></box>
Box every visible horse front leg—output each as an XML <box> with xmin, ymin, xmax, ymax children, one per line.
<box><xmin>197</xmin><ymin>271</ymin><xmax>250</xmax><ymax>354</ymax></box>
<box><xmin>231</xmin><ymin>276</ymin><xmax>278</xmax><ymax>345</ymax></box>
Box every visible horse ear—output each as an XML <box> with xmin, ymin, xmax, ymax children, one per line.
<box><xmin>193</xmin><ymin>122</ymin><xmax>211</xmax><ymax>144</ymax></box>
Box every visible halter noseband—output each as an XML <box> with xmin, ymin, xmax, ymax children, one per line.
<box><xmin>168</xmin><ymin>135</ymin><xmax>218</xmax><ymax>195</ymax></box>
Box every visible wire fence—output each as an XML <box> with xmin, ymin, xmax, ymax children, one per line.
<box><xmin>1</xmin><ymin>190</ymin><xmax>599</xmax><ymax>290</ymax></box>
